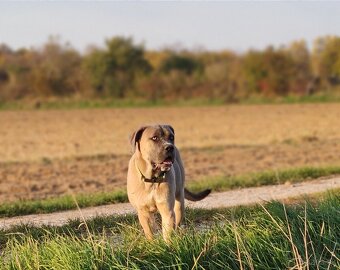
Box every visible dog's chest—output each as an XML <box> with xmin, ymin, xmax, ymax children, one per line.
<box><xmin>141</xmin><ymin>184</ymin><xmax>170</xmax><ymax>212</ymax></box>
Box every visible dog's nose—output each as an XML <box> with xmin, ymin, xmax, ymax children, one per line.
<box><xmin>165</xmin><ymin>145</ymin><xmax>174</xmax><ymax>152</ymax></box>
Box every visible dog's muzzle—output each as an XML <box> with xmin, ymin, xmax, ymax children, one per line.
<box><xmin>154</xmin><ymin>144</ymin><xmax>175</xmax><ymax>172</ymax></box>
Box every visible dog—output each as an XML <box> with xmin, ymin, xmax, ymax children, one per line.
<box><xmin>127</xmin><ymin>124</ymin><xmax>211</xmax><ymax>241</ymax></box>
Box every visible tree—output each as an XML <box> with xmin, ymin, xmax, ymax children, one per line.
<box><xmin>203</xmin><ymin>51</ymin><xmax>240</xmax><ymax>102</ymax></box>
<box><xmin>27</xmin><ymin>37</ymin><xmax>83</xmax><ymax>97</ymax></box>
<box><xmin>160</xmin><ymin>54</ymin><xmax>203</xmax><ymax>75</ymax></box>
<box><xmin>286</xmin><ymin>40</ymin><xmax>312</xmax><ymax>94</ymax></box>
<box><xmin>242</xmin><ymin>47</ymin><xmax>293</xmax><ymax>96</ymax></box>
<box><xmin>312</xmin><ymin>36</ymin><xmax>340</xmax><ymax>87</ymax></box>
<box><xmin>0</xmin><ymin>45</ymin><xmax>34</xmax><ymax>100</ymax></box>
<box><xmin>84</xmin><ymin>37</ymin><xmax>151</xmax><ymax>98</ymax></box>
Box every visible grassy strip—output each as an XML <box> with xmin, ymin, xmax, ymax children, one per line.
<box><xmin>186</xmin><ymin>165</ymin><xmax>340</xmax><ymax>193</ymax></box>
<box><xmin>0</xmin><ymin>189</ymin><xmax>127</xmax><ymax>218</ymax></box>
<box><xmin>1</xmin><ymin>92</ymin><xmax>340</xmax><ymax>111</ymax></box>
<box><xmin>0</xmin><ymin>190</ymin><xmax>338</xmax><ymax>269</ymax></box>
<box><xmin>0</xmin><ymin>98</ymin><xmax>227</xmax><ymax>111</ymax></box>
<box><xmin>1</xmin><ymin>166</ymin><xmax>339</xmax><ymax>218</ymax></box>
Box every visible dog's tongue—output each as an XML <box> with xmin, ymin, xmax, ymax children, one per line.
<box><xmin>159</xmin><ymin>158</ymin><xmax>173</xmax><ymax>172</ymax></box>
<box><xmin>153</xmin><ymin>158</ymin><xmax>173</xmax><ymax>171</ymax></box>
<box><xmin>162</xmin><ymin>157</ymin><xmax>173</xmax><ymax>165</ymax></box>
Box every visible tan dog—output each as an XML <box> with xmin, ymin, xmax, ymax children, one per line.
<box><xmin>127</xmin><ymin>124</ymin><xmax>211</xmax><ymax>241</ymax></box>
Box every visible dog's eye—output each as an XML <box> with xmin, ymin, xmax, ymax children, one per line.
<box><xmin>151</xmin><ymin>136</ymin><xmax>159</xmax><ymax>141</ymax></box>
<box><xmin>169</xmin><ymin>135</ymin><xmax>174</xmax><ymax>141</ymax></box>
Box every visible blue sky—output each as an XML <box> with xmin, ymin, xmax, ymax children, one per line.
<box><xmin>1</xmin><ymin>1</ymin><xmax>340</xmax><ymax>52</ymax></box>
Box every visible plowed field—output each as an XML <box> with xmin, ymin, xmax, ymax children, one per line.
<box><xmin>1</xmin><ymin>104</ymin><xmax>340</xmax><ymax>202</ymax></box>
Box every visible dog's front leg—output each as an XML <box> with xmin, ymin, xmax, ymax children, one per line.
<box><xmin>174</xmin><ymin>196</ymin><xmax>185</xmax><ymax>228</ymax></box>
<box><xmin>137</xmin><ymin>210</ymin><xmax>154</xmax><ymax>240</ymax></box>
<box><xmin>157</xmin><ymin>203</ymin><xmax>175</xmax><ymax>242</ymax></box>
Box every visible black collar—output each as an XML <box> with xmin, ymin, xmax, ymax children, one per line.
<box><xmin>135</xmin><ymin>162</ymin><xmax>167</xmax><ymax>183</ymax></box>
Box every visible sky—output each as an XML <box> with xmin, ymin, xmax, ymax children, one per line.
<box><xmin>1</xmin><ymin>1</ymin><xmax>340</xmax><ymax>53</ymax></box>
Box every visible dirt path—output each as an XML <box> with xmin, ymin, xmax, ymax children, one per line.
<box><xmin>1</xmin><ymin>177</ymin><xmax>339</xmax><ymax>230</ymax></box>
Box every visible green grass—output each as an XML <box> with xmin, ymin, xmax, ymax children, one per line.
<box><xmin>0</xmin><ymin>190</ymin><xmax>338</xmax><ymax>269</ymax></box>
<box><xmin>0</xmin><ymin>97</ymin><xmax>227</xmax><ymax>111</ymax></box>
<box><xmin>0</xmin><ymin>189</ymin><xmax>127</xmax><ymax>218</ymax></box>
<box><xmin>1</xmin><ymin>91</ymin><xmax>340</xmax><ymax>111</ymax></box>
<box><xmin>1</xmin><ymin>166</ymin><xmax>339</xmax><ymax>218</ymax></box>
<box><xmin>241</xmin><ymin>91</ymin><xmax>340</xmax><ymax>105</ymax></box>
<box><xmin>186</xmin><ymin>166</ymin><xmax>340</xmax><ymax>193</ymax></box>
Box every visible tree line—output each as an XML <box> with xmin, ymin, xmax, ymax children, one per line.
<box><xmin>1</xmin><ymin>36</ymin><xmax>340</xmax><ymax>103</ymax></box>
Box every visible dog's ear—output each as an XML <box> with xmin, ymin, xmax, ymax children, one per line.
<box><xmin>163</xmin><ymin>125</ymin><xmax>175</xmax><ymax>135</ymax></box>
<box><xmin>130</xmin><ymin>126</ymin><xmax>147</xmax><ymax>152</ymax></box>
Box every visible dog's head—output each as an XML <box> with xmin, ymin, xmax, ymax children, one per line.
<box><xmin>131</xmin><ymin>125</ymin><xmax>175</xmax><ymax>172</ymax></box>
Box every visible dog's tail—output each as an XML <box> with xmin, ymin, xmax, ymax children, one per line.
<box><xmin>184</xmin><ymin>188</ymin><xmax>211</xmax><ymax>201</ymax></box>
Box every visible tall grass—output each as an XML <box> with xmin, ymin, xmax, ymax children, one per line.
<box><xmin>1</xmin><ymin>191</ymin><xmax>339</xmax><ymax>269</ymax></box>
<box><xmin>1</xmin><ymin>166</ymin><xmax>339</xmax><ymax>218</ymax></box>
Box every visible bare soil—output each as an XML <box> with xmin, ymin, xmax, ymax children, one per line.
<box><xmin>1</xmin><ymin>104</ymin><xmax>340</xmax><ymax>202</ymax></box>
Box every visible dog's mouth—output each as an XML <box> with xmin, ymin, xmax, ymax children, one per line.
<box><xmin>153</xmin><ymin>156</ymin><xmax>174</xmax><ymax>172</ymax></box>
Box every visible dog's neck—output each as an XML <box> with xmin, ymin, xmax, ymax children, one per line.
<box><xmin>134</xmin><ymin>154</ymin><xmax>165</xmax><ymax>182</ymax></box>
